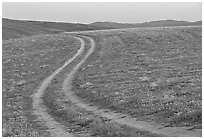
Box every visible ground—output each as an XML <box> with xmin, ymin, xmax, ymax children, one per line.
<box><xmin>2</xmin><ymin>26</ymin><xmax>202</xmax><ymax>136</ymax></box>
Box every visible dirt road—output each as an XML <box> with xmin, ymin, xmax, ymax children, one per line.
<box><xmin>32</xmin><ymin>36</ymin><xmax>85</xmax><ymax>137</ymax></box>
<box><xmin>32</xmin><ymin>34</ymin><xmax>201</xmax><ymax>137</ymax></box>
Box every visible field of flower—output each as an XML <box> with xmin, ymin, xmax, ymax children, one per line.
<box><xmin>2</xmin><ymin>34</ymin><xmax>81</xmax><ymax>136</ymax></box>
<box><xmin>72</xmin><ymin>26</ymin><xmax>202</xmax><ymax>129</ymax></box>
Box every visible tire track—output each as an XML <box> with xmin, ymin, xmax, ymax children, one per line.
<box><xmin>32</xmin><ymin>36</ymin><xmax>85</xmax><ymax>137</ymax></box>
<box><xmin>63</xmin><ymin>36</ymin><xmax>202</xmax><ymax>137</ymax></box>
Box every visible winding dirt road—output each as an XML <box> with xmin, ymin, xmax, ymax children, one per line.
<box><xmin>32</xmin><ymin>36</ymin><xmax>85</xmax><ymax>137</ymax></box>
<box><xmin>32</xmin><ymin>34</ymin><xmax>201</xmax><ymax>137</ymax></box>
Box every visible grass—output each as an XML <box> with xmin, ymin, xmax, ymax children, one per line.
<box><xmin>2</xmin><ymin>33</ymin><xmax>80</xmax><ymax>136</ymax></box>
<box><xmin>72</xmin><ymin>26</ymin><xmax>202</xmax><ymax>128</ymax></box>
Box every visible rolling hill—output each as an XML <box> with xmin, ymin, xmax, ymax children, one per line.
<box><xmin>2</xmin><ymin>18</ymin><xmax>202</xmax><ymax>40</ymax></box>
<box><xmin>91</xmin><ymin>20</ymin><xmax>202</xmax><ymax>29</ymax></box>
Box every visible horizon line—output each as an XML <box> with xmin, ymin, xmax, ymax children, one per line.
<box><xmin>2</xmin><ymin>17</ymin><xmax>202</xmax><ymax>24</ymax></box>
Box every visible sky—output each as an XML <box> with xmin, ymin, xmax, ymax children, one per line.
<box><xmin>2</xmin><ymin>2</ymin><xmax>202</xmax><ymax>24</ymax></box>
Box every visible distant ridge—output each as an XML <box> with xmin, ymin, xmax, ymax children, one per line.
<box><xmin>2</xmin><ymin>18</ymin><xmax>114</xmax><ymax>40</ymax></box>
<box><xmin>91</xmin><ymin>20</ymin><xmax>202</xmax><ymax>28</ymax></box>
<box><xmin>2</xmin><ymin>18</ymin><xmax>202</xmax><ymax>40</ymax></box>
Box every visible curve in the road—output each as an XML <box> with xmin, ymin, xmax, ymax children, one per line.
<box><xmin>32</xmin><ymin>36</ymin><xmax>85</xmax><ymax>137</ymax></box>
<box><xmin>63</xmin><ymin>36</ymin><xmax>202</xmax><ymax>137</ymax></box>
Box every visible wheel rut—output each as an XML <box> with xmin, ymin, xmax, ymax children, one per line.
<box><xmin>32</xmin><ymin>34</ymin><xmax>201</xmax><ymax>137</ymax></box>
<box><xmin>32</xmin><ymin>36</ymin><xmax>85</xmax><ymax>137</ymax></box>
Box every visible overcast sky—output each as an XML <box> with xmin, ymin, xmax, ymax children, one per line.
<box><xmin>2</xmin><ymin>2</ymin><xmax>202</xmax><ymax>24</ymax></box>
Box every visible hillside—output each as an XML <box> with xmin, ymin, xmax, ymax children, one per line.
<box><xmin>2</xmin><ymin>18</ymin><xmax>114</xmax><ymax>40</ymax></box>
<box><xmin>91</xmin><ymin>20</ymin><xmax>202</xmax><ymax>29</ymax></box>
<box><xmin>72</xmin><ymin>26</ymin><xmax>202</xmax><ymax>132</ymax></box>
<box><xmin>3</xmin><ymin>18</ymin><xmax>202</xmax><ymax>40</ymax></box>
<box><xmin>2</xmin><ymin>24</ymin><xmax>202</xmax><ymax>136</ymax></box>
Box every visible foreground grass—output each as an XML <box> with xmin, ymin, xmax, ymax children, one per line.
<box><xmin>2</xmin><ymin>34</ymin><xmax>80</xmax><ymax>136</ymax></box>
<box><xmin>72</xmin><ymin>26</ymin><xmax>202</xmax><ymax>129</ymax></box>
